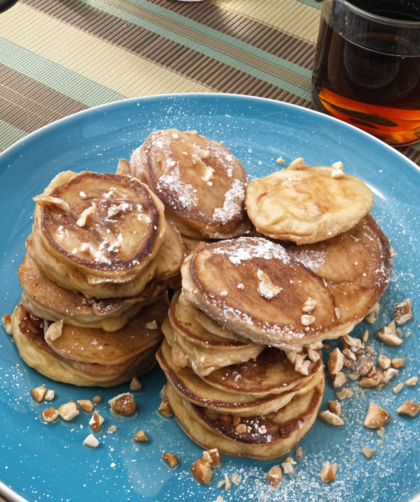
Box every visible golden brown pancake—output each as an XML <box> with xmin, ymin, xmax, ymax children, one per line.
<box><xmin>157</xmin><ymin>340</ymin><xmax>323</xmax><ymax>417</ymax></box>
<box><xmin>183</xmin><ymin>230</ymin><xmax>391</xmax><ymax>349</ymax></box>
<box><xmin>166</xmin><ymin>379</ymin><xmax>324</xmax><ymax>460</ymax></box>
<box><xmin>163</xmin><ymin>291</ymin><xmax>264</xmax><ymax>376</ymax></box>
<box><xmin>12</xmin><ymin>297</ymin><xmax>167</xmax><ymax>386</ymax></box>
<box><xmin>28</xmin><ymin>171</ymin><xmax>171</xmax><ymax>298</ymax></box>
<box><xmin>27</xmin><ymin>214</ymin><xmax>184</xmax><ymax>299</ymax></box>
<box><xmin>126</xmin><ymin>129</ymin><xmax>250</xmax><ymax>239</ymax></box>
<box><xmin>246</xmin><ymin>162</ymin><xmax>373</xmax><ymax>244</ymax></box>
<box><xmin>18</xmin><ymin>254</ymin><xmax>167</xmax><ymax>332</ymax></box>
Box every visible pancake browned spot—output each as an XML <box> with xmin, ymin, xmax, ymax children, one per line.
<box><xmin>156</xmin><ymin>340</ymin><xmax>323</xmax><ymax>417</ymax></box>
<box><xmin>127</xmin><ymin>129</ymin><xmax>250</xmax><ymax>239</ymax></box>
<box><xmin>165</xmin><ymin>379</ymin><xmax>324</xmax><ymax>461</ymax></box>
<box><xmin>18</xmin><ymin>253</ymin><xmax>167</xmax><ymax>332</ymax></box>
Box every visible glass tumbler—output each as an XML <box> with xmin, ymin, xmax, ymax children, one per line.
<box><xmin>312</xmin><ymin>0</ymin><xmax>420</xmax><ymax>147</ymax></box>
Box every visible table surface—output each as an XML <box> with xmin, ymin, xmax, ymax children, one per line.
<box><xmin>0</xmin><ymin>1</ymin><xmax>420</xmax><ymax>501</ymax></box>
<box><xmin>1</xmin><ymin>0</ymin><xmax>420</xmax><ymax>165</ymax></box>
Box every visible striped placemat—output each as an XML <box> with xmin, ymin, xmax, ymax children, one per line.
<box><xmin>0</xmin><ymin>0</ymin><xmax>419</xmax><ymax>161</ymax></box>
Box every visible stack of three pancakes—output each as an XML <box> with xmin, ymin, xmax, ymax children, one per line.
<box><xmin>157</xmin><ymin>213</ymin><xmax>392</xmax><ymax>460</ymax></box>
<box><xmin>11</xmin><ymin>171</ymin><xmax>184</xmax><ymax>387</ymax></box>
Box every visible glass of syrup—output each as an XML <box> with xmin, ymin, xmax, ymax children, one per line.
<box><xmin>312</xmin><ymin>0</ymin><xmax>420</xmax><ymax>146</ymax></box>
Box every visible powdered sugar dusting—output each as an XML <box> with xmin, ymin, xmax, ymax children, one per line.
<box><xmin>212</xmin><ymin>237</ymin><xmax>290</xmax><ymax>266</ymax></box>
<box><xmin>212</xmin><ymin>179</ymin><xmax>246</xmax><ymax>224</ymax></box>
<box><xmin>292</xmin><ymin>250</ymin><xmax>327</xmax><ymax>273</ymax></box>
<box><xmin>157</xmin><ymin>168</ymin><xmax>198</xmax><ymax>211</ymax></box>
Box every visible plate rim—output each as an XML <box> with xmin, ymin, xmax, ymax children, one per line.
<box><xmin>1</xmin><ymin>92</ymin><xmax>419</xmax><ymax>176</ymax></box>
<box><xmin>1</xmin><ymin>92</ymin><xmax>420</xmax><ymax>502</ymax></box>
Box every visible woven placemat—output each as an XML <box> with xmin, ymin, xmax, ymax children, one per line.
<box><xmin>0</xmin><ymin>0</ymin><xmax>419</xmax><ymax>164</ymax></box>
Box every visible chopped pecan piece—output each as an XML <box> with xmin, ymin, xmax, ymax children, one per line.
<box><xmin>394</xmin><ymin>299</ymin><xmax>413</xmax><ymax>325</ymax></box>
<box><xmin>364</xmin><ymin>402</ymin><xmax>390</xmax><ymax>428</ymax></box>
<box><xmin>320</xmin><ymin>461</ymin><xmax>337</xmax><ymax>483</ymax></box>
<box><xmin>109</xmin><ymin>393</ymin><xmax>136</xmax><ymax>416</ymax></box>
<box><xmin>397</xmin><ymin>400</ymin><xmax>420</xmax><ymax>417</ymax></box>
<box><xmin>163</xmin><ymin>452</ymin><xmax>179</xmax><ymax>468</ymax></box>
<box><xmin>191</xmin><ymin>458</ymin><xmax>213</xmax><ymax>484</ymax></box>
<box><xmin>267</xmin><ymin>465</ymin><xmax>282</xmax><ymax>488</ymax></box>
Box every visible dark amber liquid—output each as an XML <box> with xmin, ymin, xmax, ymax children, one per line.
<box><xmin>312</xmin><ymin>16</ymin><xmax>420</xmax><ymax>146</ymax></box>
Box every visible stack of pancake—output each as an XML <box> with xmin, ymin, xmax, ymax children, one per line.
<box><xmin>155</xmin><ymin>159</ymin><xmax>393</xmax><ymax>460</ymax></box>
<box><xmin>10</xmin><ymin>171</ymin><xmax>184</xmax><ymax>387</ymax></box>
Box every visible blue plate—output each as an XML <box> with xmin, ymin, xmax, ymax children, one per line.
<box><xmin>1</xmin><ymin>94</ymin><xmax>420</xmax><ymax>502</ymax></box>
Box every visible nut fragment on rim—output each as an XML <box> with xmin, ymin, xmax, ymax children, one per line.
<box><xmin>382</xmin><ymin>368</ymin><xmax>398</xmax><ymax>383</ymax></box>
<box><xmin>362</xmin><ymin>330</ymin><xmax>369</xmax><ymax>344</ymax></box>
<box><xmin>231</xmin><ymin>473</ymin><xmax>240</xmax><ymax>485</ymax></box>
<box><xmin>89</xmin><ymin>411</ymin><xmax>104</xmax><ymax>432</ymax></box>
<box><xmin>267</xmin><ymin>465</ymin><xmax>282</xmax><ymax>488</ymax></box>
<box><xmin>163</xmin><ymin>452</ymin><xmax>179</xmax><ymax>468</ymax></box>
<box><xmin>328</xmin><ymin>400</ymin><xmax>341</xmax><ymax>416</ymax></box>
<box><xmin>281</xmin><ymin>461</ymin><xmax>295</xmax><ymax>475</ymax></box>
<box><xmin>392</xmin><ymin>358</ymin><xmax>405</xmax><ymax>368</ymax></box>
<box><xmin>32</xmin><ymin>386</ymin><xmax>46</xmax><ymax>402</ymax></box>
<box><xmin>1</xmin><ymin>314</ymin><xmax>12</xmax><ymax>334</ymax></box>
<box><xmin>130</xmin><ymin>376</ymin><xmax>142</xmax><ymax>391</ymax></box>
<box><xmin>360</xmin><ymin>372</ymin><xmax>382</xmax><ymax>388</ymax></box>
<box><xmin>58</xmin><ymin>401</ymin><xmax>79</xmax><ymax>421</ymax></box>
<box><xmin>378</xmin><ymin>354</ymin><xmax>391</xmax><ymax>370</ymax></box>
<box><xmin>134</xmin><ymin>429</ymin><xmax>148</xmax><ymax>442</ymax></box>
<box><xmin>33</xmin><ymin>195</ymin><xmax>70</xmax><ymax>212</ymax></box>
<box><xmin>377</xmin><ymin>426</ymin><xmax>385</xmax><ymax>437</ymax></box>
<box><xmin>217</xmin><ymin>474</ymin><xmax>232</xmax><ymax>491</ymax></box>
<box><xmin>377</xmin><ymin>321</ymin><xmax>403</xmax><ymax>346</ymax></box>
<box><xmin>332</xmin><ymin>372</ymin><xmax>347</xmax><ymax>389</ymax></box>
<box><xmin>276</xmin><ymin>157</ymin><xmax>285</xmax><ymax>165</ymax></box>
<box><xmin>362</xmin><ymin>448</ymin><xmax>375</xmax><ymax>458</ymax></box>
<box><xmin>336</xmin><ymin>387</ymin><xmax>354</xmax><ymax>400</ymax></box>
<box><xmin>78</xmin><ymin>399</ymin><xmax>94</xmax><ymax>413</ymax></box>
<box><xmin>365</xmin><ymin>303</ymin><xmax>380</xmax><ymax>324</ymax></box>
<box><xmin>83</xmin><ymin>434</ymin><xmax>99</xmax><ymax>448</ymax></box>
<box><xmin>45</xmin><ymin>390</ymin><xmax>55</xmax><ymax>401</ymax></box>
<box><xmin>109</xmin><ymin>393</ymin><xmax>136</xmax><ymax>416</ymax></box>
<box><xmin>319</xmin><ymin>410</ymin><xmax>344</xmax><ymax>426</ymax></box>
<box><xmin>45</xmin><ymin>320</ymin><xmax>63</xmax><ymax>342</ymax></box>
<box><xmin>235</xmin><ymin>424</ymin><xmax>247</xmax><ymax>434</ymax></box>
<box><xmin>302</xmin><ymin>298</ymin><xmax>317</xmax><ymax>313</ymax></box>
<box><xmin>77</xmin><ymin>204</ymin><xmax>96</xmax><ymax>227</ymax></box>
<box><xmin>406</xmin><ymin>377</ymin><xmax>418</xmax><ymax>387</ymax></box>
<box><xmin>92</xmin><ymin>396</ymin><xmax>101</xmax><ymax>404</ymax></box>
<box><xmin>341</xmin><ymin>334</ymin><xmax>363</xmax><ymax>352</ymax></box>
<box><xmin>42</xmin><ymin>407</ymin><xmax>59</xmax><ymax>423</ymax></box>
<box><xmin>146</xmin><ymin>320</ymin><xmax>159</xmax><ymax>330</ymax></box>
<box><xmin>191</xmin><ymin>458</ymin><xmax>213</xmax><ymax>484</ymax></box>
<box><xmin>397</xmin><ymin>400</ymin><xmax>420</xmax><ymax>417</ymax></box>
<box><xmin>328</xmin><ymin>348</ymin><xmax>344</xmax><ymax>375</ymax></box>
<box><xmin>108</xmin><ymin>426</ymin><xmax>117</xmax><ymax>432</ymax></box>
<box><xmin>203</xmin><ymin>448</ymin><xmax>221</xmax><ymax>467</ymax></box>
<box><xmin>288</xmin><ymin>157</ymin><xmax>305</xmax><ymax>170</ymax></box>
<box><xmin>393</xmin><ymin>383</ymin><xmax>404</xmax><ymax>394</ymax></box>
<box><xmin>301</xmin><ymin>315</ymin><xmax>315</xmax><ymax>326</ymax></box>
<box><xmin>364</xmin><ymin>402</ymin><xmax>390</xmax><ymax>428</ymax></box>
<box><xmin>296</xmin><ymin>447</ymin><xmax>303</xmax><ymax>460</ymax></box>
<box><xmin>394</xmin><ymin>299</ymin><xmax>413</xmax><ymax>325</ymax></box>
<box><xmin>257</xmin><ymin>269</ymin><xmax>283</xmax><ymax>299</ymax></box>
<box><xmin>158</xmin><ymin>396</ymin><xmax>173</xmax><ymax>417</ymax></box>
<box><xmin>320</xmin><ymin>461</ymin><xmax>337</xmax><ymax>483</ymax></box>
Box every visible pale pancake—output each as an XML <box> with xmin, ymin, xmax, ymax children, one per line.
<box><xmin>246</xmin><ymin>162</ymin><xmax>373</xmax><ymax>244</ymax></box>
<box><xmin>18</xmin><ymin>254</ymin><xmax>167</xmax><ymax>331</ymax></box>
<box><xmin>27</xmin><ymin>219</ymin><xmax>184</xmax><ymax>299</ymax></box>
<box><xmin>162</xmin><ymin>317</ymin><xmax>264</xmax><ymax>377</ymax></box>
<box><xmin>157</xmin><ymin>340</ymin><xmax>323</xmax><ymax>417</ymax></box>
<box><xmin>12</xmin><ymin>304</ymin><xmax>162</xmax><ymax>386</ymax></box>
<box><xmin>178</xmin><ymin>293</ymin><xmax>242</xmax><ymax>342</ymax></box>
<box><xmin>128</xmin><ymin>129</ymin><xmax>250</xmax><ymax>239</ymax></box>
<box><xmin>166</xmin><ymin>379</ymin><xmax>324</xmax><ymax>460</ymax></box>
<box><xmin>183</xmin><ymin>234</ymin><xmax>391</xmax><ymax>348</ymax></box>
<box><xmin>44</xmin><ymin>297</ymin><xmax>167</xmax><ymax>365</ymax></box>
<box><xmin>29</xmin><ymin>171</ymin><xmax>168</xmax><ymax>298</ymax></box>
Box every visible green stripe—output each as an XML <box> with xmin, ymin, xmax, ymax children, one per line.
<box><xmin>128</xmin><ymin>0</ymin><xmax>312</xmax><ymax>80</ymax></box>
<box><xmin>81</xmin><ymin>0</ymin><xmax>312</xmax><ymax>101</ymax></box>
<box><xmin>0</xmin><ymin>38</ymin><xmax>126</xmax><ymax>107</ymax></box>
<box><xmin>0</xmin><ymin>120</ymin><xmax>26</xmax><ymax>151</ymax></box>
<box><xmin>296</xmin><ymin>0</ymin><xmax>322</xmax><ymax>10</ymax></box>
<box><xmin>412</xmin><ymin>142</ymin><xmax>420</xmax><ymax>151</ymax></box>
